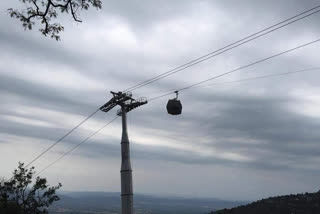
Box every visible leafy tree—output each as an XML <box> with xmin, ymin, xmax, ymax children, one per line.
<box><xmin>8</xmin><ymin>0</ymin><xmax>102</xmax><ymax>40</ymax></box>
<box><xmin>0</xmin><ymin>162</ymin><xmax>62</xmax><ymax>214</ymax></box>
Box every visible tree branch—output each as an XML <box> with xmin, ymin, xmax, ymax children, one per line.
<box><xmin>69</xmin><ymin>1</ymin><xmax>82</xmax><ymax>22</ymax></box>
<box><xmin>8</xmin><ymin>0</ymin><xmax>102</xmax><ymax>40</ymax></box>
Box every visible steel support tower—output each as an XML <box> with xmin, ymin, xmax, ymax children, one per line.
<box><xmin>100</xmin><ymin>91</ymin><xmax>147</xmax><ymax>214</ymax></box>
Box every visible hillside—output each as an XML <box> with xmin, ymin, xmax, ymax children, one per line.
<box><xmin>50</xmin><ymin>192</ymin><xmax>244</xmax><ymax>214</ymax></box>
<box><xmin>211</xmin><ymin>191</ymin><xmax>320</xmax><ymax>214</ymax></box>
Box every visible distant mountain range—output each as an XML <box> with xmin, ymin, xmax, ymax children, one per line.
<box><xmin>50</xmin><ymin>192</ymin><xmax>245</xmax><ymax>214</ymax></box>
<box><xmin>211</xmin><ymin>191</ymin><xmax>320</xmax><ymax>214</ymax></box>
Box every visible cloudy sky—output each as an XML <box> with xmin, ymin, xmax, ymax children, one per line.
<box><xmin>1</xmin><ymin>0</ymin><xmax>320</xmax><ymax>201</ymax></box>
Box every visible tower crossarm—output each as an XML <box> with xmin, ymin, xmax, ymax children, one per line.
<box><xmin>100</xmin><ymin>91</ymin><xmax>134</xmax><ymax>113</ymax></box>
<box><xmin>117</xmin><ymin>98</ymin><xmax>148</xmax><ymax>116</ymax></box>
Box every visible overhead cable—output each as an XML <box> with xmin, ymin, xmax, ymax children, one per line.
<box><xmin>148</xmin><ymin>38</ymin><xmax>320</xmax><ymax>101</ymax></box>
<box><xmin>124</xmin><ymin>5</ymin><xmax>320</xmax><ymax>92</ymax></box>
<box><xmin>26</xmin><ymin>108</ymin><xmax>100</xmax><ymax>167</ymax></box>
<box><xmin>36</xmin><ymin>116</ymin><xmax>118</xmax><ymax>175</ymax></box>
<box><xmin>141</xmin><ymin>67</ymin><xmax>320</xmax><ymax>97</ymax></box>
<box><xmin>196</xmin><ymin>67</ymin><xmax>320</xmax><ymax>88</ymax></box>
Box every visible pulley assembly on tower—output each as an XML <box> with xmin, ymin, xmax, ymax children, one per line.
<box><xmin>166</xmin><ymin>91</ymin><xmax>182</xmax><ymax>115</ymax></box>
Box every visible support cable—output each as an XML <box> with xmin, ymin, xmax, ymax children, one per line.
<box><xmin>26</xmin><ymin>108</ymin><xmax>100</xmax><ymax>167</ymax></box>
<box><xmin>36</xmin><ymin>116</ymin><xmax>118</xmax><ymax>175</ymax></box>
<box><xmin>148</xmin><ymin>38</ymin><xmax>320</xmax><ymax>101</ymax></box>
<box><xmin>194</xmin><ymin>67</ymin><xmax>320</xmax><ymax>88</ymax></box>
<box><xmin>142</xmin><ymin>67</ymin><xmax>320</xmax><ymax>97</ymax></box>
<box><xmin>124</xmin><ymin>5</ymin><xmax>320</xmax><ymax>92</ymax></box>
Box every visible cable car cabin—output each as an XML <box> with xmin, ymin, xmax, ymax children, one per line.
<box><xmin>166</xmin><ymin>99</ymin><xmax>182</xmax><ymax>115</ymax></box>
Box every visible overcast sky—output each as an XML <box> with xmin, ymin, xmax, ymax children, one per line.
<box><xmin>1</xmin><ymin>0</ymin><xmax>320</xmax><ymax>201</ymax></box>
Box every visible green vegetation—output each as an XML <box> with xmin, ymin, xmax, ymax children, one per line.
<box><xmin>211</xmin><ymin>191</ymin><xmax>320</xmax><ymax>214</ymax></box>
<box><xmin>0</xmin><ymin>162</ymin><xmax>62</xmax><ymax>214</ymax></box>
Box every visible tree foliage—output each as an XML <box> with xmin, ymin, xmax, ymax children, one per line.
<box><xmin>0</xmin><ymin>162</ymin><xmax>62</xmax><ymax>214</ymax></box>
<box><xmin>8</xmin><ymin>0</ymin><xmax>102</xmax><ymax>40</ymax></box>
<box><xmin>211</xmin><ymin>191</ymin><xmax>320</xmax><ymax>214</ymax></box>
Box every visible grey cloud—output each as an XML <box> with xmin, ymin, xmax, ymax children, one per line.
<box><xmin>1</xmin><ymin>0</ymin><xmax>320</xmax><ymax>200</ymax></box>
<box><xmin>0</xmin><ymin>72</ymin><xmax>111</xmax><ymax>118</ymax></box>
<box><xmin>96</xmin><ymin>0</ymin><xmax>195</xmax><ymax>29</ymax></box>
<box><xmin>124</xmin><ymin>90</ymin><xmax>320</xmax><ymax>171</ymax></box>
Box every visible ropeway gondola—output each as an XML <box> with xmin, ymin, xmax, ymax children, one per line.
<box><xmin>166</xmin><ymin>91</ymin><xmax>182</xmax><ymax>115</ymax></box>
